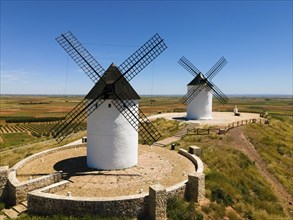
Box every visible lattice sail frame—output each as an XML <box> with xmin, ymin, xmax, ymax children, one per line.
<box><xmin>52</xmin><ymin>32</ymin><xmax>167</xmax><ymax>144</ymax></box>
<box><xmin>118</xmin><ymin>33</ymin><xmax>167</xmax><ymax>82</ymax></box>
<box><xmin>112</xmin><ymin>91</ymin><xmax>161</xmax><ymax>145</ymax></box>
<box><xmin>56</xmin><ymin>31</ymin><xmax>105</xmax><ymax>84</ymax></box>
<box><xmin>178</xmin><ymin>56</ymin><xmax>229</xmax><ymax>105</ymax></box>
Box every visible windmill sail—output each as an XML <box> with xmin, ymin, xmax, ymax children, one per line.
<box><xmin>206</xmin><ymin>81</ymin><xmax>229</xmax><ymax>104</ymax></box>
<box><xmin>112</xmin><ymin>91</ymin><xmax>161</xmax><ymax>145</ymax></box>
<box><xmin>180</xmin><ymin>83</ymin><xmax>206</xmax><ymax>105</ymax></box>
<box><xmin>118</xmin><ymin>33</ymin><xmax>167</xmax><ymax>83</ymax></box>
<box><xmin>52</xmin><ymin>32</ymin><xmax>166</xmax><ymax>144</ymax></box>
<box><xmin>205</xmin><ymin>56</ymin><xmax>227</xmax><ymax>80</ymax></box>
<box><xmin>52</xmin><ymin>95</ymin><xmax>105</xmax><ymax>143</ymax></box>
<box><xmin>178</xmin><ymin>56</ymin><xmax>201</xmax><ymax>77</ymax></box>
<box><xmin>56</xmin><ymin>31</ymin><xmax>105</xmax><ymax>83</ymax></box>
<box><xmin>179</xmin><ymin>56</ymin><xmax>228</xmax><ymax>105</ymax></box>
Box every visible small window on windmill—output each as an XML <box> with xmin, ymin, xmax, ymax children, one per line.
<box><xmin>108</xmin><ymin>103</ymin><xmax>111</xmax><ymax>108</ymax></box>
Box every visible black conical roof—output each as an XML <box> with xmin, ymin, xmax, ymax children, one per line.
<box><xmin>187</xmin><ymin>73</ymin><xmax>206</xmax><ymax>86</ymax></box>
<box><xmin>86</xmin><ymin>63</ymin><xmax>140</xmax><ymax>100</ymax></box>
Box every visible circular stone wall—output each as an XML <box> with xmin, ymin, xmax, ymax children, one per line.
<box><xmin>16</xmin><ymin>144</ymin><xmax>195</xmax><ymax>197</ymax></box>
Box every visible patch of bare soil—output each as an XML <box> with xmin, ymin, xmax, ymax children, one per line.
<box><xmin>227</xmin><ymin>127</ymin><xmax>293</xmax><ymax>218</ymax></box>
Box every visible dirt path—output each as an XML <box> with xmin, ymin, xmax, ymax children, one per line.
<box><xmin>227</xmin><ymin>127</ymin><xmax>293</xmax><ymax>218</ymax></box>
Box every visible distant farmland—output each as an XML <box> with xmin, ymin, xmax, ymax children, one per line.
<box><xmin>0</xmin><ymin>95</ymin><xmax>292</xmax><ymax>150</ymax></box>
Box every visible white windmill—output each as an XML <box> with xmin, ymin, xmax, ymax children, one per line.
<box><xmin>179</xmin><ymin>56</ymin><xmax>229</xmax><ymax>120</ymax></box>
<box><xmin>52</xmin><ymin>32</ymin><xmax>167</xmax><ymax>170</ymax></box>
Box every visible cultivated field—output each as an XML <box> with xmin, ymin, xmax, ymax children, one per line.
<box><xmin>0</xmin><ymin>94</ymin><xmax>292</xmax><ymax>151</ymax></box>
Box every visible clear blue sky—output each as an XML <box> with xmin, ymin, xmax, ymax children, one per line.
<box><xmin>1</xmin><ymin>0</ymin><xmax>292</xmax><ymax>95</ymax></box>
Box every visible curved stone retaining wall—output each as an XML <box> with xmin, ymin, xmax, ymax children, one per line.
<box><xmin>8</xmin><ymin>171</ymin><xmax>62</xmax><ymax>205</ymax></box>
<box><xmin>179</xmin><ymin>148</ymin><xmax>204</xmax><ymax>173</ymax></box>
<box><xmin>7</xmin><ymin>144</ymin><xmax>85</xmax><ymax>205</ymax></box>
<box><xmin>28</xmin><ymin>186</ymin><xmax>147</xmax><ymax>218</ymax></box>
<box><xmin>27</xmin><ymin>179</ymin><xmax>192</xmax><ymax>218</ymax></box>
<box><xmin>166</xmin><ymin>180</ymin><xmax>187</xmax><ymax>199</ymax></box>
<box><xmin>0</xmin><ymin>166</ymin><xmax>9</xmax><ymax>201</ymax></box>
<box><xmin>7</xmin><ymin>143</ymin><xmax>205</xmax><ymax>218</ymax></box>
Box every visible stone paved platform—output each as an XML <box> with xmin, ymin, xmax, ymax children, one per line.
<box><xmin>148</xmin><ymin>112</ymin><xmax>260</xmax><ymax>127</ymax></box>
<box><xmin>16</xmin><ymin>145</ymin><xmax>195</xmax><ymax>197</ymax></box>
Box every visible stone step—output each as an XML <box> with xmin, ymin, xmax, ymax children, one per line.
<box><xmin>3</xmin><ymin>208</ymin><xmax>18</xmax><ymax>219</ymax></box>
<box><xmin>21</xmin><ymin>201</ymin><xmax>28</xmax><ymax>208</ymax></box>
<box><xmin>0</xmin><ymin>214</ymin><xmax>7</xmax><ymax>220</ymax></box>
<box><xmin>13</xmin><ymin>203</ymin><xmax>27</xmax><ymax>214</ymax></box>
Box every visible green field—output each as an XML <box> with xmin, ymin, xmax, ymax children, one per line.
<box><xmin>0</xmin><ymin>95</ymin><xmax>292</xmax><ymax>219</ymax></box>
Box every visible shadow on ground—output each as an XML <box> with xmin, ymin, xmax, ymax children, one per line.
<box><xmin>53</xmin><ymin>156</ymin><xmax>141</xmax><ymax>179</ymax></box>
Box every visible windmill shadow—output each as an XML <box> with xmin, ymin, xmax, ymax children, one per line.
<box><xmin>53</xmin><ymin>156</ymin><xmax>141</xmax><ymax>180</ymax></box>
<box><xmin>53</xmin><ymin>156</ymin><xmax>94</xmax><ymax>179</ymax></box>
<box><xmin>172</xmin><ymin>116</ymin><xmax>188</xmax><ymax>121</ymax></box>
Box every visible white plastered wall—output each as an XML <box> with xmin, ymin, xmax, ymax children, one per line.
<box><xmin>186</xmin><ymin>85</ymin><xmax>212</xmax><ymax>120</ymax></box>
<box><xmin>87</xmin><ymin>99</ymin><xmax>138</xmax><ymax>170</ymax></box>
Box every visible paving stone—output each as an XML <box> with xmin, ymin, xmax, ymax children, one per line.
<box><xmin>0</xmin><ymin>215</ymin><xmax>7</xmax><ymax>220</ymax></box>
<box><xmin>3</xmin><ymin>208</ymin><xmax>19</xmax><ymax>219</ymax></box>
<box><xmin>21</xmin><ymin>201</ymin><xmax>28</xmax><ymax>207</ymax></box>
<box><xmin>13</xmin><ymin>203</ymin><xmax>27</xmax><ymax>213</ymax></box>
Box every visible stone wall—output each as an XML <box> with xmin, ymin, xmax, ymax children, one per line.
<box><xmin>6</xmin><ymin>144</ymin><xmax>85</xmax><ymax>205</ymax></box>
<box><xmin>27</xmin><ymin>148</ymin><xmax>205</xmax><ymax>219</ymax></box>
<box><xmin>186</xmin><ymin>173</ymin><xmax>205</xmax><ymax>202</ymax></box>
<box><xmin>28</xmin><ymin>195</ymin><xmax>146</xmax><ymax>218</ymax></box>
<box><xmin>178</xmin><ymin>148</ymin><xmax>204</xmax><ymax>173</ymax></box>
<box><xmin>28</xmin><ymin>181</ymin><xmax>170</xmax><ymax>219</ymax></box>
<box><xmin>8</xmin><ymin>171</ymin><xmax>62</xmax><ymax>205</ymax></box>
<box><xmin>166</xmin><ymin>180</ymin><xmax>187</xmax><ymax>199</ymax></box>
<box><xmin>149</xmin><ymin>184</ymin><xmax>167</xmax><ymax>220</ymax></box>
<box><xmin>0</xmin><ymin>166</ymin><xmax>9</xmax><ymax>201</ymax></box>
<box><xmin>28</xmin><ymin>182</ymin><xmax>147</xmax><ymax>218</ymax></box>
<box><xmin>15</xmin><ymin>144</ymin><xmax>205</xmax><ymax>218</ymax></box>
<box><xmin>28</xmin><ymin>173</ymin><xmax>203</xmax><ymax>219</ymax></box>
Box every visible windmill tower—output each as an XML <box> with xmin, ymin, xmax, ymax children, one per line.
<box><xmin>52</xmin><ymin>32</ymin><xmax>167</xmax><ymax>170</ymax></box>
<box><xmin>178</xmin><ymin>56</ymin><xmax>229</xmax><ymax>120</ymax></box>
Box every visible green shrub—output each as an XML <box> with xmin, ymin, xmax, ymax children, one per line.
<box><xmin>167</xmin><ymin>197</ymin><xmax>196</xmax><ymax>220</ymax></box>
<box><xmin>211</xmin><ymin>187</ymin><xmax>233</xmax><ymax>206</ymax></box>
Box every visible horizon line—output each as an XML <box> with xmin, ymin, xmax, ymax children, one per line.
<box><xmin>0</xmin><ymin>93</ymin><xmax>292</xmax><ymax>98</ymax></box>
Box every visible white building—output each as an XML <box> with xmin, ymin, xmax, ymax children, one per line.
<box><xmin>86</xmin><ymin>64</ymin><xmax>140</xmax><ymax>170</ymax></box>
<box><xmin>186</xmin><ymin>73</ymin><xmax>212</xmax><ymax>120</ymax></box>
